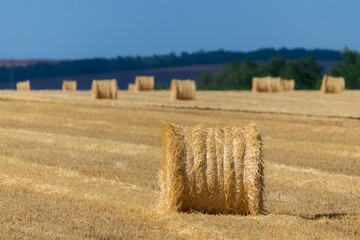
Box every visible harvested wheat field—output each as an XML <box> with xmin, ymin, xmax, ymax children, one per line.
<box><xmin>0</xmin><ymin>89</ymin><xmax>359</xmax><ymax>239</ymax></box>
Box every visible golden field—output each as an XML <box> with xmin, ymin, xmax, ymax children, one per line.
<box><xmin>0</xmin><ymin>90</ymin><xmax>359</xmax><ymax>239</ymax></box>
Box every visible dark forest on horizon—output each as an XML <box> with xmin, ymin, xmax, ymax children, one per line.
<box><xmin>0</xmin><ymin>48</ymin><xmax>359</xmax><ymax>90</ymax></box>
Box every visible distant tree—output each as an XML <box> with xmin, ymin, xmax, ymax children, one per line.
<box><xmin>0</xmin><ymin>48</ymin><xmax>342</xmax><ymax>84</ymax></box>
<box><xmin>197</xmin><ymin>58</ymin><xmax>260</xmax><ymax>90</ymax></box>
<box><xmin>280</xmin><ymin>55</ymin><xmax>322</xmax><ymax>89</ymax></box>
<box><xmin>197</xmin><ymin>55</ymin><xmax>321</xmax><ymax>90</ymax></box>
<box><xmin>0</xmin><ymin>67</ymin><xmax>10</xmax><ymax>83</ymax></box>
<box><xmin>154</xmin><ymin>82</ymin><xmax>168</xmax><ymax>90</ymax></box>
<box><xmin>265</xmin><ymin>57</ymin><xmax>285</xmax><ymax>77</ymax></box>
<box><xmin>330</xmin><ymin>49</ymin><xmax>360</xmax><ymax>89</ymax></box>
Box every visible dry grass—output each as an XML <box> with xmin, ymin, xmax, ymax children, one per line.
<box><xmin>91</xmin><ymin>79</ymin><xmax>118</xmax><ymax>100</ymax></box>
<box><xmin>170</xmin><ymin>79</ymin><xmax>196</xmax><ymax>100</ymax></box>
<box><xmin>281</xmin><ymin>79</ymin><xmax>295</xmax><ymax>91</ymax></box>
<box><xmin>0</xmin><ymin>90</ymin><xmax>359</xmax><ymax>239</ymax></box>
<box><xmin>321</xmin><ymin>75</ymin><xmax>345</xmax><ymax>94</ymax></box>
<box><xmin>159</xmin><ymin>122</ymin><xmax>263</xmax><ymax>215</ymax></box>
<box><xmin>16</xmin><ymin>80</ymin><xmax>31</xmax><ymax>91</ymax></box>
<box><xmin>62</xmin><ymin>80</ymin><xmax>77</xmax><ymax>91</ymax></box>
<box><xmin>128</xmin><ymin>83</ymin><xmax>135</xmax><ymax>91</ymax></box>
<box><xmin>135</xmin><ymin>76</ymin><xmax>154</xmax><ymax>91</ymax></box>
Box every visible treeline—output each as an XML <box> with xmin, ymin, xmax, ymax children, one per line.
<box><xmin>330</xmin><ymin>50</ymin><xmax>360</xmax><ymax>89</ymax></box>
<box><xmin>0</xmin><ymin>48</ymin><xmax>341</xmax><ymax>83</ymax></box>
<box><xmin>198</xmin><ymin>50</ymin><xmax>360</xmax><ymax>90</ymax></box>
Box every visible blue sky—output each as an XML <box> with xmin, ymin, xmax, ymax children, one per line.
<box><xmin>0</xmin><ymin>0</ymin><xmax>359</xmax><ymax>59</ymax></box>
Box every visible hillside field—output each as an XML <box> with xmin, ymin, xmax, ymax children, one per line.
<box><xmin>0</xmin><ymin>90</ymin><xmax>359</xmax><ymax>239</ymax></box>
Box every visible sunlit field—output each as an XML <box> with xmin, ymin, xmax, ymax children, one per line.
<box><xmin>0</xmin><ymin>90</ymin><xmax>359</xmax><ymax>239</ymax></box>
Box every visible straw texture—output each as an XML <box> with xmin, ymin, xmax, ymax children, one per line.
<box><xmin>281</xmin><ymin>79</ymin><xmax>295</xmax><ymax>91</ymax></box>
<box><xmin>16</xmin><ymin>80</ymin><xmax>31</xmax><ymax>91</ymax></box>
<box><xmin>170</xmin><ymin>79</ymin><xmax>196</xmax><ymax>100</ymax></box>
<box><xmin>62</xmin><ymin>80</ymin><xmax>77</xmax><ymax>91</ymax></box>
<box><xmin>135</xmin><ymin>76</ymin><xmax>154</xmax><ymax>91</ymax></box>
<box><xmin>91</xmin><ymin>79</ymin><xmax>118</xmax><ymax>99</ymax></box>
<box><xmin>159</xmin><ymin>122</ymin><xmax>264</xmax><ymax>215</ymax></box>
<box><xmin>321</xmin><ymin>75</ymin><xmax>345</xmax><ymax>94</ymax></box>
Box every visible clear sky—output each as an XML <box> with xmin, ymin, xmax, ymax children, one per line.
<box><xmin>0</xmin><ymin>0</ymin><xmax>359</xmax><ymax>59</ymax></box>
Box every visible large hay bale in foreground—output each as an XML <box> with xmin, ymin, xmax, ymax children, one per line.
<box><xmin>170</xmin><ymin>79</ymin><xmax>196</xmax><ymax>100</ymax></box>
<box><xmin>252</xmin><ymin>76</ymin><xmax>282</xmax><ymax>92</ymax></box>
<box><xmin>321</xmin><ymin>75</ymin><xmax>345</xmax><ymax>94</ymax></box>
<box><xmin>135</xmin><ymin>76</ymin><xmax>154</xmax><ymax>91</ymax></box>
<box><xmin>62</xmin><ymin>80</ymin><xmax>77</xmax><ymax>91</ymax></box>
<box><xmin>91</xmin><ymin>79</ymin><xmax>118</xmax><ymax>100</ymax></box>
<box><xmin>281</xmin><ymin>79</ymin><xmax>295</xmax><ymax>91</ymax></box>
<box><xmin>159</xmin><ymin>122</ymin><xmax>264</xmax><ymax>215</ymax></box>
<box><xmin>16</xmin><ymin>80</ymin><xmax>31</xmax><ymax>91</ymax></box>
<box><xmin>128</xmin><ymin>83</ymin><xmax>135</xmax><ymax>91</ymax></box>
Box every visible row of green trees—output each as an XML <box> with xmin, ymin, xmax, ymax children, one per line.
<box><xmin>330</xmin><ymin>50</ymin><xmax>360</xmax><ymax>89</ymax></box>
<box><xmin>0</xmin><ymin>48</ymin><xmax>341</xmax><ymax>84</ymax></box>
<box><xmin>197</xmin><ymin>50</ymin><xmax>360</xmax><ymax>90</ymax></box>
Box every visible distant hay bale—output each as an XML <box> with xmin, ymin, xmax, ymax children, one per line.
<box><xmin>62</xmin><ymin>80</ymin><xmax>77</xmax><ymax>91</ymax></box>
<box><xmin>252</xmin><ymin>77</ymin><xmax>268</xmax><ymax>93</ymax></box>
<box><xmin>170</xmin><ymin>79</ymin><xmax>196</xmax><ymax>100</ymax></box>
<box><xmin>321</xmin><ymin>75</ymin><xmax>345</xmax><ymax>94</ymax></box>
<box><xmin>320</xmin><ymin>75</ymin><xmax>327</xmax><ymax>93</ymax></box>
<box><xmin>159</xmin><ymin>122</ymin><xmax>264</xmax><ymax>215</ymax></box>
<box><xmin>128</xmin><ymin>83</ymin><xmax>135</xmax><ymax>91</ymax></box>
<box><xmin>252</xmin><ymin>76</ymin><xmax>282</xmax><ymax>93</ymax></box>
<box><xmin>135</xmin><ymin>76</ymin><xmax>154</xmax><ymax>91</ymax></box>
<box><xmin>16</xmin><ymin>80</ymin><xmax>30</xmax><ymax>91</ymax></box>
<box><xmin>91</xmin><ymin>79</ymin><xmax>118</xmax><ymax>100</ymax></box>
<box><xmin>281</xmin><ymin>79</ymin><xmax>295</xmax><ymax>91</ymax></box>
<box><xmin>269</xmin><ymin>77</ymin><xmax>282</xmax><ymax>92</ymax></box>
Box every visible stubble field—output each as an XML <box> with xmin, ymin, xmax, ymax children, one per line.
<box><xmin>0</xmin><ymin>90</ymin><xmax>359</xmax><ymax>239</ymax></box>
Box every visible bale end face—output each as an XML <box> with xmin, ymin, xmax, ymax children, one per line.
<box><xmin>158</xmin><ymin>122</ymin><xmax>264</xmax><ymax>215</ymax></box>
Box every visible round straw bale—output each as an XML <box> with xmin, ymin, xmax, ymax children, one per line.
<box><xmin>320</xmin><ymin>75</ymin><xmax>327</xmax><ymax>93</ymax></box>
<box><xmin>159</xmin><ymin>122</ymin><xmax>264</xmax><ymax>215</ymax></box>
<box><xmin>170</xmin><ymin>79</ymin><xmax>196</xmax><ymax>100</ymax></box>
<box><xmin>16</xmin><ymin>80</ymin><xmax>31</xmax><ymax>91</ymax></box>
<box><xmin>269</xmin><ymin>77</ymin><xmax>282</xmax><ymax>92</ymax></box>
<box><xmin>135</xmin><ymin>76</ymin><xmax>154</xmax><ymax>91</ymax></box>
<box><xmin>321</xmin><ymin>75</ymin><xmax>345</xmax><ymax>94</ymax></box>
<box><xmin>62</xmin><ymin>80</ymin><xmax>77</xmax><ymax>91</ymax></box>
<box><xmin>252</xmin><ymin>77</ymin><xmax>268</xmax><ymax>93</ymax></box>
<box><xmin>281</xmin><ymin>79</ymin><xmax>295</xmax><ymax>91</ymax></box>
<box><xmin>252</xmin><ymin>76</ymin><xmax>281</xmax><ymax>92</ymax></box>
<box><xmin>91</xmin><ymin>79</ymin><xmax>118</xmax><ymax>100</ymax></box>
